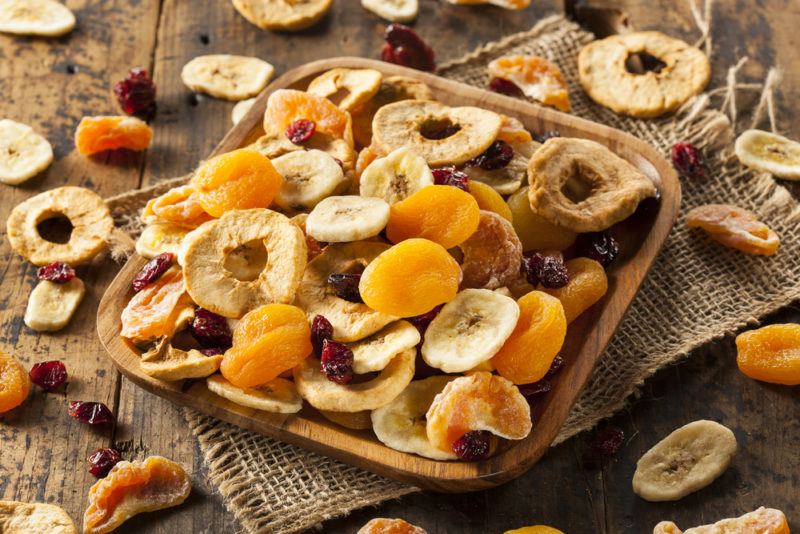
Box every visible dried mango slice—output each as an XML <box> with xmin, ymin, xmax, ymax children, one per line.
<box><xmin>488</xmin><ymin>56</ymin><xmax>570</xmax><ymax>112</ymax></box>
<box><xmin>120</xmin><ymin>267</ymin><xmax>194</xmax><ymax>343</ymax></box>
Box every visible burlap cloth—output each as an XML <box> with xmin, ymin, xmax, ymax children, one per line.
<box><xmin>106</xmin><ymin>14</ymin><xmax>800</xmax><ymax>534</ymax></box>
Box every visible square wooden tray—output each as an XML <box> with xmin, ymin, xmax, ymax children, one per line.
<box><xmin>97</xmin><ymin>57</ymin><xmax>680</xmax><ymax>492</ymax></box>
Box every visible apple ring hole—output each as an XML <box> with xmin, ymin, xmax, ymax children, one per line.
<box><xmin>561</xmin><ymin>163</ymin><xmax>601</xmax><ymax>204</ymax></box>
<box><xmin>36</xmin><ymin>213</ymin><xmax>74</xmax><ymax>244</ymax></box>
<box><xmin>224</xmin><ymin>239</ymin><xmax>268</xmax><ymax>282</ymax></box>
<box><xmin>625</xmin><ymin>51</ymin><xmax>667</xmax><ymax>75</ymax></box>
<box><xmin>420</xmin><ymin>118</ymin><xmax>461</xmax><ymax>140</ymax></box>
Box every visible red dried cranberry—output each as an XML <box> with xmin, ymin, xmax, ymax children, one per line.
<box><xmin>191</xmin><ymin>308</ymin><xmax>232</xmax><ymax>350</ymax></box>
<box><xmin>87</xmin><ymin>448</ymin><xmax>122</xmax><ymax>478</ymax></box>
<box><xmin>286</xmin><ymin>119</ymin><xmax>316</xmax><ymax>144</ymax></box>
<box><xmin>518</xmin><ymin>378</ymin><xmax>552</xmax><ymax>398</ymax></box>
<box><xmin>452</xmin><ymin>430</ymin><xmax>492</xmax><ymax>461</ymax></box>
<box><xmin>113</xmin><ymin>68</ymin><xmax>157</xmax><ymax>121</ymax></box>
<box><xmin>575</xmin><ymin>232</ymin><xmax>619</xmax><ymax>267</ymax></box>
<box><xmin>488</xmin><ymin>77</ymin><xmax>522</xmax><ymax>97</ymax></box>
<box><xmin>29</xmin><ymin>361</ymin><xmax>68</xmax><ymax>391</ymax></box>
<box><xmin>327</xmin><ymin>273</ymin><xmax>363</xmax><ymax>303</ymax></box>
<box><xmin>468</xmin><ymin>140</ymin><xmax>514</xmax><ymax>170</ymax></box>
<box><xmin>36</xmin><ymin>262</ymin><xmax>76</xmax><ymax>283</ymax></box>
<box><xmin>381</xmin><ymin>24</ymin><xmax>436</xmax><ymax>72</ymax></box>
<box><xmin>534</xmin><ymin>130</ymin><xmax>561</xmax><ymax>143</ymax></box>
<box><xmin>68</xmin><ymin>401</ymin><xmax>114</xmax><ymax>425</ymax></box>
<box><xmin>583</xmin><ymin>426</ymin><xmax>625</xmax><ymax>466</ymax></box>
<box><xmin>320</xmin><ymin>339</ymin><xmax>354</xmax><ymax>385</ymax></box>
<box><xmin>546</xmin><ymin>354</ymin><xmax>565</xmax><ymax>377</ymax></box>
<box><xmin>407</xmin><ymin>304</ymin><xmax>444</xmax><ymax>336</ymax></box>
<box><xmin>671</xmin><ymin>142</ymin><xmax>706</xmax><ymax>179</ymax></box>
<box><xmin>200</xmin><ymin>347</ymin><xmax>225</xmax><ymax>356</ymax></box>
<box><xmin>432</xmin><ymin>166</ymin><xmax>470</xmax><ymax>191</ymax></box>
<box><xmin>311</xmin><ymin>315</ymin><xmax>334</xmax><ymax>358</ymax></box>
<box><xmin>131</xmin><ymin>252</ymin><xmax>174</xmax><ymax>292</ymax></box>
<box><xmin>521</xmin><ymin>252</ymin><xmax>569</xmax><ymax>288</ymax></box>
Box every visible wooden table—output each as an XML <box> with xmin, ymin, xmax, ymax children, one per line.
<box><xmin>1</xmin><ymin>1</ymin><xmax>798</xmax><ymax>532</ymax></box>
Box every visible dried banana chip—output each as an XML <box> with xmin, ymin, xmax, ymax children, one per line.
<box><xmin>135</xmin><ymin>223</ymin><xmax>188</xmax><ymax>259</ymax></box>
<box><xmin>361</xmin><ymin>0</ymin><xmax>418</xmax><ymax>22</ymax></box>
<box><xmin>231</xmin><ymin>97</ymin><xmax>257</xmax><ymax>125</ymax></box>
<box><xmin>0</xmin><ymin>0</ymin><xmax>75</xmax><ymax>37</ymax></box>
<box><xmin>307</xmin><ymin>68</ymin><xmax>383</xmax><ymax>112</ymax></box>
<box><xmin>24</xmin><ymin>278</ymin><xmax>85</xmax><ymax>332</ymax></box>
<box><xmin>349</xmin><ymin>320</ymin><xmax>420</xmax><ymax>374</ymax></box>
<box><xmin>735</xmin><ymin>129</ymin><xmax>800</xmax><ymax>180</ymax></box>
<box><xmin>232</xmin><ymin>0</ymin><xmax>332</xmax><ymax>31</ymax></box>
<box><xmin>181</xmin><ymin>54</ymin><xmax>274</xmax><ymax>101</ymax></box>
<box><xmin>0</xmin><ymin>119</ymin><xmax>53</xmax><ymax>185</ymax></box>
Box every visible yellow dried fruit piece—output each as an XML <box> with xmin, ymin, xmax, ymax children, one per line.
<box><xmin>735</xmin><ymin>323</ymin><xmax>800</xmax><ymax>385</ymax></box>
<box><xmin>507</xmin><ymin>187</ymin><xmax>576</xmax><ymax>251</ymax></box>
<box><xmin>540</xmin><ymin>257</ymin><xmax>608</xmax><ymax>323</ymax></box>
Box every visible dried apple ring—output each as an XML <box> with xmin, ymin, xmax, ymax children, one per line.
<box><xmin>207</xmin><ymin>375</ymin><xmax>302</xmax><ymax>413</ymax></box>
<box><xmin>83</xmin><ymin>456</ymin><xmax>191</xmax><ymax>534</ymax></box>
<box><xmin>141</xmin><ymin>185</ymin><xmax>213</xmax><ymax>229</ymax></box>
<box><xmin>685</xmin><ymin>204</ymin><xmax>780</xmax><ymax>256</ymax></box>
<box><xmin>528</xmin><ymin>138</ymin><xmax>657</xmax><ymax>232</ymax></box>
<box><xmin>425</xmin><ymin>372</ymin><xmax>532</xmax><ymax>453</ymax></box>
<box><xmin>6</xmin><ymin>186</ymin><xmax>114</xmax><ymax>265</ymax></box>
<box><xmin>181</xmin><ymin>209</ymin><xmax>307</xmax><ymax>318</ymax></box>
<box><xmin>460</xmin><ymin>211</ymin><xmax>522</xmax><ymax>290</ymax></box>
<box><xmin>294</xmin><ymin>348</ymin><xmax>415</xmax><ymax>412</ymax></box>
<box><xmin>307</xmin><ymin>68</ymin><xmax>383</xmax><ymax>112</ymax></box>
<box><xmin>0</xmin><ymin>501</ymin><xmax>77</xmax><ymax>534</ymax></box>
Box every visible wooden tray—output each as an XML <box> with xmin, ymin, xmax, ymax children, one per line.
<box><xmin>98</xmin><ymin>57</ymin><xmax>680</xmax><ymax>492</ymax></box>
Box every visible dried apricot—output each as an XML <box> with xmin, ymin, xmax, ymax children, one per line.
<box><xmin>653</xmin><ymin>507</ymin><xmax>789</xmax><ymax>534</ymax></box>
<box><xmin>83</xmin><ymin>456</ymin><xmax>191</xmax><ymax>534</ymax></box>
<box><xmin>264</xmin><ymin>89</ymin><xmax>353</xmax><ymax>146</ymax></box>
<box><xmin>75</xmin><ymin>116</ymin><xmax>153</xmax><ymax>155</ymax></box>
<box><xmin>121</xmin><ymin>267</ymin><xmax>194</xmax><ymax>343</ymax></box>
<box><xmin>386</xmin><ymin>185</ymin><xmax>480</xmax><ymax>249</ymax></box>
<box><xmin>141</xmin><ymin>185</ymin><xmax>213</xmax><ymax>229</ymax></box>
<box><xmin>492</xmin><ymin>291</ymin><xmax>566</xmax><ymax>384</ymax></box>
<box><xmin>220</xmin><ymin>303</ymin><xmax>312</xmax><ymax>388</ymax></box>
<box><xmin>488</xmin><ymin>55</ymin><xmax>571</xmax><ymax>112</ymax></box>
<box><xmin>507</xmin><ymin>187</ymin><xmax>576</xmax><ymax>251</ymax></box>
<box><xmin>735</xmin><ymin>324</ymin><xmax>800</xmax><ymax>385</ymax></box>
<box><xmin>359</xmin><ymin>238</ymin><xmax>461</xmax><ymax>317</ymax></box>
<box><xmin>540</xmin><ymin>257</ymin><xmax>608</xmax><ymax>323</ymax></box>
<box><xmin>0</xmin><ymin>352</ymin><xmax>30</xmax><ymax>413</ymax></box>
<box><xmin>357</xmin><ymin>518</ymin><xmax>428</xmax><ymax>534</ymax></box>
<box><xmin>686</xmin><ymin>204</ymin><xmax>780</xmax><ymax>256</ymax></box>
<box><xmin>460</xmin><ymin>211</ymin><xmax>522</xmax><ymax>290</ymax></box>
<box><xmin>190</xmin><ymin>149</ymin><xmax>283</xmax><ymax>217</ymax></box>
<box><xmin>468</xmin><ymin>180</ymin><xmax>513</xmax><ymax>221</ymax></box>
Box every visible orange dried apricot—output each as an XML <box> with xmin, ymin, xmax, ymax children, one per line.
<box><xmin>141</xmin><ymin>185</ymin><xmax>214</xmax><ymax>229</ymax></box>
<box><xmin>120</xmin><ymin>267</ymin><xmax>194</xmax><ymax>343</ymax></box>
<box><xmin>735</xmin><ymin>324</ymin><xmax>800</xmax><ymax>385</ymax></box>
<box><xmin>0</xmin><ymin>352</ymin><xmax>30</xmax><ymax>413</ymax></box>
<box><xmin>75</xmin><ymin>116</ymin><xmax>153</xmax><ymax>155</ymax></box>
<box><xmin>686</xmin><ymin>204</ymin><xmax>780</xmax><ymax>256</ymax></box>
<box><xmin>540</xmin><ymin>257</ymin><xmax>608</xmax><ymax>323</ymax></box>
<box><xmin>468</xmin><ymin>180</ymin><xmax>513</xmax><ymax>221</ymax></box>
<box><xmin>264</xmin><ymin>89</ymin><xmax>353</xmax><ymax>146</ymax></box>
<box><xmin>359</xmin><ymin>238</ymin><xmax>461</xmax><ymax>317</ymax></box>
<box><xmin>83</xmin><ymin>456</ymin><xmax>191</xmax><ymax>534</ymax></box>
<box><xmin>386</xmin><ymin>185</ymin><xmax>480</xmax><ymax>249</ymax></box>
<box><xmin>492</xmin><ymin>290</ymin><xmax>566</xmax><ymax>384</ymax></box>
<box><xmin>190</xmin><ymin>148</ymin><xmax>283</xmax><ymax>218</ymax></box>
<box><xmin>507</xmin><ymin>187</ymin><xmax>576</xmax><ymax>251</ymax></box>
<box><xmin>221</xmin><ymin>303</ymin><xmax>312</xmax><ymax>388</ymax></box>
<box><xmin>488</xmin><ymin>56</ymin><xmax>571</xmax><ymax>112</ymax></box>
<box><xmin>358</xmin><ymin>518</ymin><xmax>428</xmax><ymax>534</ymax></box>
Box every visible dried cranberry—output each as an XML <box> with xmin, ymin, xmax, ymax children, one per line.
<box><xmin>320</xmin><ymin>339</ymin><xmax>354</xmax><ymax>385</ymax></box>
<box><xmin>200</xmin><ymin>347</ymin><xmax>225</xmax><ymax>356</ymax></box>
<box><xmin>327</xmin><ymin>273</ymin><xmax>363</xmax><ymax>303</ymax></box>
<box><xmin>191</xmin><ymin>308</ymin><xmax>232</xmax><ymax>350</ymax></box>
<box><xmin>286</xmin><ymin>119</ymin><xmax>316</xmax><ymax>144</ymax></box>
<box><xmin>575</xmin><ymin>232</ymin><xmax>619</xmax><ymax>267</ymax></box>
<box><xmin>432</xmin><ymin>166</ymin><xmax>470</xmax><ymax>191</ymax></box>
<box><xmin>671</xmin><ymin>142</ymin><xmax>706</xmax><ymax>179</ymax></box>
<box><xmin>113</xmin><ymin>68</ymin><xmax>157</xmax><ymax>121</ymax></box>
<box><xmin>87</xmin><ymin>448</ymin><xmax>122</xmax><ymax>478</ymax></box>
<box><xmin>546</xmin><ymin>354</ymin><xmax>565</xmax><ymax>377</ymax></box>
<box><xmin>131</xmin><ymin>252</ymin><xmax>174</xmax><ymax>292</ymax></box>
<box><xmin>468</xmin><ymin>140</ymin><xmax>514</xmax><ymax>170</ymax></box>
<box><xmin>68</xmin><ymin>401</ymin><xmax>114</xmax><ymax>425</ymax></box>
<box><xmin>381</xmin><ymin>24</ymin><xmax>436</xmax><ymax>72</ymax></box>
<box><xmin>311</xmin><ymin>315</ymin><xmax>334</xmax><ymax>358</ymax></box>
<box><xmin>583</xmin><ymin>426</ymin><xmax>625</xmax><ymax>466</ymax></box>
<box><xmin>407</xmin><ymin>304</ymin><xmax>444</xmax><ymax>336</ymax></box>
<box><xmin>521</xmin><ymin>252</ymin><xmax>569</xmax><ymax>288</ymax></box>
<box><xmin>452</xmin><ymin>430</ymin><xmax>492</xmax><ymax>461</ymax></box>
<box><xmin>488</xmin><ymin>77</ymin><xmax>522</xmax><ymax>97</ymax></box>
<box><xmin>518</xmin><ymin>379</ymin><xmax>552</xmax><ymax>398</ymax></box>
<box><xmin>29</xmin><ymin>361</ymin><xmax>68</xmax><ymax>391</ymax></box>
<box><xmin>534</xmin><ymin>130</ymin><xmax>561</xmax><ymax>143</ymax></box>
<box><xmin>36</xmin><ymin>262</ymin><xmax>75</xmax><ymax>283</ymax></box>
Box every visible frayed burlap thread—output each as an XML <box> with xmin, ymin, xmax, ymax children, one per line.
<box><xmin>106</xmin><ymin>15</ymin><xmax>800</xmax><ymax>534</ymax></box>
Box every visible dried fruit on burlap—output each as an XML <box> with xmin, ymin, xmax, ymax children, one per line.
<box><xmin>488</xmin><ymin>55</ymin><xmax>570</xmax><ymax>112</ymax></box>
<box><xmin>0</xmin><ymin>352</ymin><xmax>30</xmax><ymax>413</ymax></box>
<box><xmin>686</xmin><ymin>203</ymin><xmax>780</xmax><ymax>256</ymax></box>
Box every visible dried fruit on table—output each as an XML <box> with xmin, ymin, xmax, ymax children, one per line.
<box><xmin>181</xmin><ymin>54</ymin><xmax>274</xmax><ymax>100</ymax></box>
<box><xmin>36</xmin><ymin>261</ymin><xmax>75</xmax><ymax>283</ymax></box>
<box><xmin>264</xmin><ymin>89</ymin><xmax>353</xmax><ymax>146</ymax></box>
<box><xmin>459</xmin><ymin>211</ymin><xmax>523</xmax><ymax>290</ymax></box>
<box><xmin>190</xmin><ymin>308</ymin><xmax>232</xmax><ymax>350</ymax></box>
<box><xmin>686</xmin><ymin>203</ymin><xmax>780</xmax><ymax>256</ymax></box>
<box><xmin>358</xmin><ymin>517</ymin><xmax>429</xmax><ymax>534</ymax></box>
<box><xmin>68</xmin><ymin>401</ymin><xmax>114</xmax><ymax>425</ymax></box>
<box><xmin>25</xmin><ymin>278</ymin><xmax>85</xmax><ymax>332</ymax></box>
<box><xmin>189</xmin><ymin>148</ymin><xmax>283</xmax><ymax>217</ymax></box>
<box><xmin>653</xmin><ymin>507</ymin><xmax>789</xmax><ymax>534</ymax></box>
<box><xmin>87</xmin><ymin>448</ymin><xmax>122</xmax><ymax>478</ymax></box>
<box><xmin>574</xmin><ymin>231</ymin><xmax>619</xmax><ymax>267</ymax></box>
<box><xmin>492</xmin><ymin>291</ymin><xmax>566</xmax><ymax>384</ymax></box>
<box><xmin>540</xmin><ymin>257</ymin><xmax>608</xmax><ymax>323</ymax></box>
<box><xmin>735</xmin><ymin>323</ymin><xmax>800</xmax><ymax>385</ymax></box>
<box><xmin>220</xmin><ymin>304</ymin><xmax>311</xmax><ymax>388</ymax></box>
<box><xmin>426</xmin><ymin>372</ymin><xmax>531</xmax><ymax>454</ymax></box>
<box><xmin>583</xmin><ymin>426</ymin><xmax>625</xmax><ymax>466</ymax></box>
<box><xmin>386</xmin><ymin>185</ymin><xmax>480</xmax><ymax>249</ymax></box>
<box><xmin>488</xmin><ymin>55</ymin><xmax>571</xmax><ymax>112</ymax></box>
<box><xmin>75</xmin><ymin>116</ymin><xmax>152</xmax><ymax>156</ymax></box>
<box><xmin>0</xmin><ymin>500</ymin><xmax>77</xmax><ymax>534</ymax></box>
<box><xmin>141</xmin><ymin>185</ymin><xmax>213</xmax><ymax>229</ymax></box>
<box><xmin>507</xmin><ymin>187</ymin><xmax>576</xmax><ymax>251</ymax></box>
<box><xmin>0</xmin><ymin>352</ymin><xmax>30</xmax><ymax>413</ymax></box>
<box><xmin>735</xmin><ymin>129</ymin><xmax>800</xmax><ymax>180</ymax></box>
<box><xmin>671</xmin><ymin>142</ymin><xmax>705</xmax><ymax>179</ymax></box>
<box><xmin>361</xmin><ymin>0</ymin><xmax>418</xmax><ymax>23</ymax></box>
<box><xmin>29</xmin><ymin>361</ymin><xmax>67</xmax><ymax>391</ymax></box>
<box><xmin>381</xmin><ymin>23</ymin><xmax>435</xmax><ymax>72</ymax></box>
<box><xmin>505</xmin><ymin>526</ymin><xmax>565</xmax><ymax>534</ymax></box>
<box><xmin>121</xmin><ymin>267</ymin><xmax>194</xmax><ymax>343</ymax></box>
<box><xmin>0</xmin><ymin>118</ymin><xmax>54</xmax><ymax>186</ymax></box>
<box><xmin>83</xmin><ymin>456</ymin><xmax>191</xmax><ymax>534</ymax></box>
<box><xmin>359</xmin><ymin>239</ymin><xmax>461</xmax><ymax>317</ymax></box>
<box><xmin>521</xmin><ymin>251</ymin><xmax>569</xmax><ymax>289</ymax></box>
<box><xmin>114</xmin><ymin>68</ymin><xmax>157</xmax><ymax>120</ymax></box>
<box><xmin>132</xmin><ymin>252</ymin><xmax>174</xmax><ymax>292</ymax></box>
<box><xmin>320</xmin><ymin>339</ymin><xmax>354</xmax><ymax>385</ymax></box>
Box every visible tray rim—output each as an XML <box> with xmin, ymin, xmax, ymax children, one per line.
<box><xmin>97</xmin><ymin>57</ymin><xmax>681</xmax><ymax>492</ymax></box>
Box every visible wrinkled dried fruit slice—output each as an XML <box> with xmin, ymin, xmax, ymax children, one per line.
<box><xmin>426</xmin><ymin>372</ymin><xmax>531</xmax><ymax>453</ymax></box>
<box><xmin>114</xmin><ymin>68</ymin><xmax>157</xmax><ymax>121</ymax></box>
<box><xmin>360</xmin><ymin>147</ymin><xmax>434</xmax><ymax>205</ymax></box>
<box><xmin>496</xmin><ymin>115</ymin><xmax>534</xmax><ymax>144</ymax></box>
<box><xmin>264</xmin><ymin>89</ymin><xmax>353</xmax><ymax>146</ymax></box>
<box><xmin>632</xmin><ymin>420</ymin><xmax>737</xmax><ymax>502</ymax></box>
<box><xmin>735</xmin><ymin>323</ymin><xmax>800</xmax><ymax>385</ymax></box>
<box><xmin>492</xmin><ymin>291</ymin><xmax>566</xmax><ymax>384</ymax></box>
<box><xmin>207</xmin><ymin>374</ymin><xmax>302</xmax><ymax>413</ymax></box>
<box><xmin>358</xmin><ymin>518</ymin><xmax>429</xmax><ymax>534</ymax></box>
<box><xmin>0</xmin><ymin>500</ymin><xmax>77</xmax><ymax>534</ymax></box>
<box><xmin>181</xmin><ymin>54</ymin><xmax>274</xmax><ymax>101</ymax></box>
<box><xmin>653</xmin><ymin>507</ymin><xmax>789</xmax><ymax>534</ymax></box>
<box><xmin>735</xmin><ymin>129</ymin><xmax>800</xmax><ymax>180</ymax></box>
<box><xmin>141</xmin><ymin>185</ymin><xmax>213</xmax><ymax>230</ymax></box>
<box><xmin>307</xmin><ymin>68</ymin><xmax>383</xmax><ymax>112</ymax></box>
<box><xmin>0</xmin><ymin>0</ymin><xmax>75</xmax><ymax>37</ymax></box>
<box><xmin>121</xmin><ymin>267</ymin><xmax>194</xmax><ymax>343</ymax></box>
<box><xmin>507</xmin><ymin>186</ymin><xmax>576</xmax><ymax>251</ymax></box>
<box><xmin>460</xmin><ymin>211</ymin><xmax>522</xmax><ymax>289</ymax></box>
<box><xmin>488</xmin><ymin>55</ymin><xmax>570</xmax><ymax>112</ymax></box>
<box><xmin>468</xmin><ymin>180</ymin><xmax>513</xmax><ymax>221</ymax></box>
<box><xmin>349</xmin><ymin>320</ymin><xmax>420</xmax><ymax>374</ymax></box>
<box><xmin>0</xmin><ymin>352</ymin><xmax>30</xmax><ymax>413</ymax></box>
<box><xmin>24</xmin><ymin>278</ymin><xmax>85</xmax><ymax>332</ymax></box>
<box><xmin>0</xmin><ymin>119</ymin><xmax>53</xmax><ymax>185</ymax></box>
<box><xmin>248</xmin><ymin>131</ymin><xmax>304</xmax><ymax>160</ymax></box>
<box><xmin>686</xmin><ymin>203</ymin><xmax>780</xmax><ymax>256</ymax></box>
<box><xmin>83</xmin><ymin>456</ymin><xmax>191</xmax><ymax>534</ymax></box>
<box><xmin>295</xmin><ymin>349</ymin><xmax>415</xmax><ymax>412</ymax></box>
<box><xmin>272</xmin><ymin>149</ymin><xmax>348</xmax><ymax>212</ymax></box>
<box><xmin>232</xmin><ymin>0</ymin><xmax>332</xmax><ymax>31</ymax></box>
<box><xmin>306</xmin><ymin>195</ymin><xmax>390</xmax><ymax>243</ymax></box>
<box><xmin>319</xmin><ymin>409</ymin><xmax>373</xmax><ymax>430</ymax></box>
<box><xmin>75</xmin><ymin>116</ymin><xmax>152</xmax><ymax>155</ymax></box>
<box><xmin>140</xmin><ymin>337</ymin><xmax>222</xmax><ymax>381</ymax></box>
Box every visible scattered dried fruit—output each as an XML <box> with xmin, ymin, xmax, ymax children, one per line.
<box><xmin>381</xmin><ymin>23</ymin><xmax>435</xmax><ymax>72</ymax></box>
<box><xmin>181</xmin><ymin>54</ymin><xmax>274</xmax><ymax>100</ymax></box>
<box><xmin>735</xmin><ymin>323</ymin><xmax>800</xmax><ymax>385</ymax></box>
<box><xmin>686</xmin><ymin>203</ymin><xmax>780</xmax><ymax>256</ymax></box>
<box><xmin>75</xmin><ymin>116</ymin><xmax>153</xmax><ymax>155</ymax></box>
<box><xmin>29</xmin><ymin>361</ymin><xmax>67</xmax><ymax>391</ymax></box>
<box><xmin>114</xmin><ymin>68</ymin><xmax>157</xmax><ymax>120</ymax></box>
<box><xmin>36</xmin><ymin>261</ymin><xmax>75</xmax><ymax>283</ymax></box>
<box><xmin>25</xmin><ymin>278</ymin><xmax>85</xmax><ymax>332</ymax></box>
<box><xmin>583</xmin><ymin>426</ymin><xmax>625</xmax><ymax>466</ymax></box>
<box><xmin>132</xmin><ymin>252</ymin><xmax>174</xmax><ymax>292</ymax></box>
<box><xmin>358</xmin><ymin>518</ymin><xmax>429</xmax><ymax>534</ymax></box>
<box><xmin>0</xmin><ymin>500</ymin><xmax>77</xmax><ymax>534</ymax></box>
<box><xmin>320</xmin><ymin>339</ymin><xmax>355</xmax><ymax>385</ymax></box>
<box><xmin>0</xmin><ymin>352</ymin><xmax>30</xmax><ymax>413</ymax></box>
<box><xmin>87</xmin><ymin>448</ymin><xmax>122</xmax><ymax>478</ymax></box>
<box><xmin>488</xmin><ymin>55</ymin><xmax>571</xmax><ymax>112</ymax></box>
<box><xmin>671</xmin><ymin>142</ymin><xmax>705</xmax><ymax>179</ymax></box>
<box><xmin>68</xmin><ymin>401</ymin><xmax>114</xmax><ymax>426</ymax></box>
<box><xmin>0</xmin><ymin>118</ymin><xmax>54</xmax><ymax>185</ymax></box>
<box><xmin>735</xmin><ymin>129</ymin><xmax>800</xmax><ymax>180</ymax></box>
<box><xmin>653</xmin><ymin>507</ymin><xmax>789</xmax><ymax>534</ymax></box>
